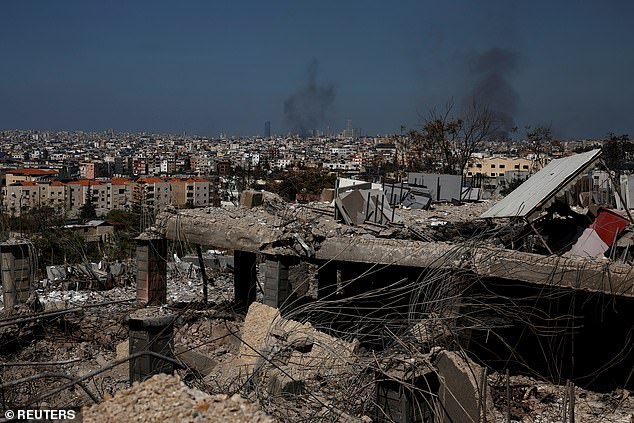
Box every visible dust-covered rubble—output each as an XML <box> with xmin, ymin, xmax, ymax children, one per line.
<box><xmin>82</xmin><ymin>373</ymin><xmax>276</xmax><ymax>423</ymax></box>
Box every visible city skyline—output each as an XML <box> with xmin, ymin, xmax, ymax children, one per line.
<box><xmin>1</xmin><ymin>1</ymin><xmax>633</xmax><ymax>139</ymax></box>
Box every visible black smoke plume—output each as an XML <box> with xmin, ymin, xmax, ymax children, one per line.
<box><xmin>283</xmin><ymin>60</ymin><xmax>335</xmax><ymax>137</ymax></box>
<box><xmin>466</xmin><ymin>47</ymin><xmax>520</xmax><ymax>134</ymax></box>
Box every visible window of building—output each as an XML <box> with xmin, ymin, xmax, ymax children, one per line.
<box><xmin>514</xmin><ymin>164</ymin><xmax>520</xmax><ymax>169</ymax></box>
<box><xmin>490</xmin><ymin>172</ymin><xmax>496</xmax><ymax>176</ymax></box>
<box><xmin>499</xmin><ymin>164</ymin><xmax>505</xmax><ymax>169</ymax></box>
<box><xmin>522</xmin><ymin>165</ymin><xmax>529</xmax><ymax>170</ymax></box>
<box><xmin>491</xmin><ymin>164</ymin><xmax>496</xmax><ymax>168</ymax></box>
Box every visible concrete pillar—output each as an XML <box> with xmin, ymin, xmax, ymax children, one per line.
<box><xmin>263</xmin><ymin>257</ymin><xmax>291</xmax><ymax>308</ymax></box>
<box><xmin>128</xmin><ymin>308</ymin><xmax>175</xmax><ymax>384</ymax></box>
<box><xmin>135</xmin><ymin>235</ymin><xmax>167</xmax><ymax>305</ymax></box>
<box><xmin>374</xmin><ymin>372</ymin><xmax>438</xmax><ymax>423</ymax></box>
<box><xmin>234</xmin><ymin>250</ymin><xmax>257</xmax><ymax>312</ymax></box>
<box><xmin>0</xmin><ymin>241</ymin><xmax>34</xmax><ymax>310</ymax></box>
<box><xmin>317</xmin><ymin>261</ymin><xmax>337</xmax><ymax>299</ymax></box>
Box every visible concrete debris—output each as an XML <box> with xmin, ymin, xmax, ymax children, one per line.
<box><xmin>320</xmin><ymin>188</ymin><xmax>335</xmax><ymax>202</ymax></box>
<box><xmin>435</xmin><ymin>350</ymin><xmax>494</xmax><ymax>423</ymax></box>
<box><xmin>487</xmin><ymin>373</ymin><xmax>634</xmax><ymax>423</ymax></box>
<box><xmin>240</xmin><ymin>190</ymin><xmax>264</xmax><ymax>208</ymax></box>
<box><xmin>408</xmin><ymin>173</ymin><xmax>464</xmax><ymax>202</ymax></box>
<box><xmin>46</xmin><ymin>265</ymin><xmax>67</xmax><ymax>281</ymax></box>
<box><xmin>238</xmin><ymin>302</ymin><xmax>358</xmax><ymax>380</ymax></box>
<box><xmin>409</xmin><ymin>313</ymin><xmax>454</xmax><ymax>346</ymax></box>
<box><xmin>175</xmin><ymin>346</ymin><xmax>218</xmax><ymax>377</ymax></box>
<box><xmin>82</xmin><ymin>373</ymin><xmax>276</xmax><ymax>423</ymax></box>
<box><xmin>481</xmin><ymin>149</ymin><xmax>602</xmax><ymax>220</ymax></box>
<box><xmin>337</xmin><ymin>188</ymin><xmax>399</xmax><ymax>225</ymax></box>
<box><xmin>6</xmin><ymin>180</ymin><xmax>634</xmax><ymax>423</ymax></box>
<box><xmin>181</xmin><ymin>252</ymin><xmax>234</xmax><ymax>270</ymax></box>
<box><xmin>43</xmin><ymin>260</ymin><xmax>133</xmax><ymax>291</ymax></box>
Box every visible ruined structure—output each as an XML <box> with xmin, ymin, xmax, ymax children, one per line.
<box><xmin>3</xmin><ymin>152</ymin><xmax>634</xmax><ymax>422</ymax></box>
<box><xmin>141</xmin><ymin>176</ymin><xmax>634</xmax><ymax>420</ymax></box>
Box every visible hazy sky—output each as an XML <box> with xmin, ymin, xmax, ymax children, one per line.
<box><xmin>1</xmin><ymin>1</ymin><xmax>633</xmax><ymax>138</ymax></box>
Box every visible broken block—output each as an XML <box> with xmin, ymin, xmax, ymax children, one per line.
<box><xmin>240</xmin><ymin>190</ymin><xmax>263</xmax><ymax>208</ymax></box>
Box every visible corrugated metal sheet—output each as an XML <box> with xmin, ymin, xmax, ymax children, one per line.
<box><xmin>480</xmin><ymin>149</ymin><xmax>602</xmax><ymax>219</ymax></box>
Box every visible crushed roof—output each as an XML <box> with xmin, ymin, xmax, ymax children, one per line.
<box><xmin>481</xmin><ymin>149</ymin><xmax>602</xmax><ymax>220</ymax></box>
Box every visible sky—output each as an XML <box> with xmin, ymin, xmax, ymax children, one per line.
<box><xmin>1</xmin><ymin>1</ymin><xmax>633</xmax><ymax>139</ymax></box>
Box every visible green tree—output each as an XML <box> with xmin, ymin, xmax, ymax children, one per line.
<box><xmin>79</xmin><ymin>190</ymin><xmax>97</xmax><ymax>222</ymax></box>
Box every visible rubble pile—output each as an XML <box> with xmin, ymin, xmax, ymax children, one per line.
<box><xmin>236</xmin><ymin>303</ymin><xmax>368</xmax><ymax>421</ymax></box>
<box><xmin>167</xmin><ymin>262</ymin><xmax>236</xmax><ymax>304</ymax></box>
<box><xmin>82</xmin><ymin>373</ymin><xmax>276</xmax><ymax>423</ymax></box>
<box><xmin>488</xmin><ymin>373</ymin><xmax>634</xmax><ymax>423</ymax></box>
<box><xmin>0</xmin><ymin>298</ymin><xmax>133</xmax><ymax>410</ymax></box>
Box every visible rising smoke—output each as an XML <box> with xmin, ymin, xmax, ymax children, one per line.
<box><xmin>466</xmin><ymin>47</ymin><xmax>520</xmax><ymax>134</ymax></box>
<box><xmin>283</xmin><ymin>60</ymin><xmax>335</xmax><ymax>137</ymax></box>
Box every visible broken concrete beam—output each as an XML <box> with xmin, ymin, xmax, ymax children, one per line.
<box><xmin>435</xmin><ymin>350</ymin><xmax>494</xmax><ymax>423</ymax></box>
<box><xmin>157</xmin><ymin>210</ymin><xmax>282</xmax><ymax>253</ymax></box>
<box><xmin>238</xmin><ymin>302</ymin><xmax>358</xmax><ymax>380</ymax></box>
<box><xmin>315</xmin><ymin>237</ymin><xmax>460</xmax><ymax>269</ymax></box>
<box><xmin>472</xmin><ymin>246</ymin><xmax>634</xmax><ymax>298</ymax></box>
<box><xmin>240</xmin><ymin>190</ymin><xmax>263</xmax><ymax>208</ymax></box>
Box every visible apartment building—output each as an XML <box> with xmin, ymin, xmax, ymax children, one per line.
<box><xmin>170</xmin><ymin>177</ymin><xmax>211</xmax><ymax>207</ymax></box>
<box><xmin>5</xmin><ymin>168</ymin><xmax>59</xmax><ymax>185</ymax></box>
<box><xmin>134</xmin><ymin>177</ymin><xmax>172</xmax><ymax>211</ymax></box>
<box><xmin>465</xmin><ymin>157</ymin><xmax>537</xmax><ymax>177</ymax></box>
<box><xmin>1</xmin><ymin>180</ymin><xmax>69</xmax><ymax>216</ymax></box>
<box><xmin>66</xmin><ymin>180</ymin><xmax>109</xmax><ymax>216</ymax></box>
<box><xmin>109</xmin><ymin>177</ymin><xmax>134</xmax><ymax>211</ymax></box>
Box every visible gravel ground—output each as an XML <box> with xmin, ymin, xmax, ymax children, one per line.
<box><xmin>82</xmin><ymin>373</ymin><xmax>276</xmax><ymax>423</ymax></box>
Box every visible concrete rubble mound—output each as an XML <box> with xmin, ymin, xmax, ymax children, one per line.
<box><xmin>82</xmin><ymin>373</ymin><xmax>276</xmax><ymax>423</ymax></box>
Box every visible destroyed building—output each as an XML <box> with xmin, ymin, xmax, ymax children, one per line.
<box><xmin>1</xmin><ymin>149</ymin><xmax>634</xmax><ymax>422</ymax></box>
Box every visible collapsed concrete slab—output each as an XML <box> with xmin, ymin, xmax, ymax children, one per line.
<box><xmin>238</xmin><ymin>302</ymin><xmax>358</xmax><ymax>381</ymax></box>
<box><xmin>435</xmin><ymin>350</ymin><xmax>494</xmax><ymax>423</ymax></box>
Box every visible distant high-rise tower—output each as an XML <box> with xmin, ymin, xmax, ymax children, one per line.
<box><xmin>264</xmin><ymin>121</ymin><xmax>271</xmax><ymax>138</ymax></box>
<box><xmin>343</xmin><ymin>119</ymin><xmax>354</xmax><ymax>139</ymax></box>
